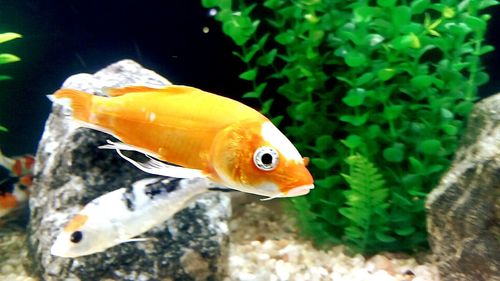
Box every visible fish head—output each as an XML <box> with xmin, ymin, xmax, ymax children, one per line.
<box><xmin>50</xmin><ymin>213</ymin><xmax>114</xmax><ymax>258</ymax></box>
<box><xmin>210</xmin><ymin>120</ymin><xmax>314</xmax><ymax>199</ymax></box>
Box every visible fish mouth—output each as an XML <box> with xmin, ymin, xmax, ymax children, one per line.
<box><xmin>284</xmin><ymin>184</ymin><xmax>314</xmax><ymax>197</ymax></box>
<box><xmin>260</xmin><ymin>184</ymin><xmax>314</xmax><ymax>201</ymax></box>
<box><xmin>50</xmin><ymin>239</ymin><xmax>66</xmax><ymax>257</ymax></box>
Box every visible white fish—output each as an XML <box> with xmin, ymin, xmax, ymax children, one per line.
<box><xmin>50</xmin><ymin>177</ymin><xmax>214</xmax><ymax>258</ymax></box>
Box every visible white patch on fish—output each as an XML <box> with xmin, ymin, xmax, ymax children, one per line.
<box><xmin>261</xmin><ymin>121</ymin><xmax>303</xmax><ymax>162</ymax></box>
<box><xmin>148</xmin><ymin>112</ymin><xmax>156</xmax><ymax>122</ymax></box>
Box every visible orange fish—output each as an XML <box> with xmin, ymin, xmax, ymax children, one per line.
<box><xmin>0</xmin><ymin>151</ymin><xmax>34</xmax><ymax>219</ymax></box>
<box><xmin>0</xmin><ymin>149</ymin><xmax>35</xmax><ymax>178</ymax></box>
<box><xmin>51</xmin><ymin>85</ymin><xmax>314</xmax><ymax>199</ymax></box>
<box><xmin>0</xmin><ymin>177</ymin><xmax>29</xmax><ymax>219</ymax></box>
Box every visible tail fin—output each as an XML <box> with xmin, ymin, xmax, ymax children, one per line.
<box><xmin>51</xmin><ymin>89</ymin><xmax>93</xmax><ymax>122</ymax></box>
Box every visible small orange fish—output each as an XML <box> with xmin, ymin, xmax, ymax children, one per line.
<box><xmin>51</xmin><ymin>85</ymin><xmax>314</xmax><ymax>199</ymax></box>
<box><xmin>0</xmin><ymin>151</ymin><xmax>34</xmax><ymax>219</ymax></box>
<box><xmin>0</xmin><ymin>177</ymin><xmax>29</xmax><ymax>218</ymax></box>
<box><xmin>0</xmin><ymin>149</ymin><xmax>35</xmax><ymax>178</ymax></box>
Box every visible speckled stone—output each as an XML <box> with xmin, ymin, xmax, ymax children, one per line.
<box><xmin>426</xmin><ymin>94</ymin><xmax>500</xmax><ymax>281</ymax></box>
<box><xmin>26</xmin><ymin>60</ymin><xmax>231</xmax><ymax>281</ymax></box>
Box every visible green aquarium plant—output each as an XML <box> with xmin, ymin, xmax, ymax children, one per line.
<box><xmin>0</xmin><ymin>32</ymin><xmax>22</xmax><ymax>132</ymax></box>
<box><xmin>202</xmin><ymin>0</ymin><xmax>497</xmax><ymax>253</ymax></box>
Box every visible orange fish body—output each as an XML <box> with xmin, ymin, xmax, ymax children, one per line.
<box><xmin>53</xmin><ymin>85</ymin><xmax>314</xmax><ymax>199</ymax></box>
<box><xmin>0</xmin><ymin>152</ymin><xmax>34</xmax><ymax>219</ymax></box>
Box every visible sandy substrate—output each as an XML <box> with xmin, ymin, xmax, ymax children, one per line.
<box><xmin>225</xmin><ymin>198</ymin><xmax>440</xmax><ymax>281</ymax></box>
<box><xmin>0</xmin><ymin>200</ymin><xmax>440</xmax><ymax>281</ymax></box>
<box><xmin>0</xmin><ymin>225</ymin><xmax>36</xmax><ymax>281</ymax></box>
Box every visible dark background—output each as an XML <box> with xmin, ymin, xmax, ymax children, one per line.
<box><xmin>0</xmin><ymin>0</ymin><xmax>498</xmax><ymax>156</ymax></box>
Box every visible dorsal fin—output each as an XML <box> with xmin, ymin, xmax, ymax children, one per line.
<box><xmin>104</xmin><ymin>85</ymin><xmax>199</xmax><ymax>97</ymax></box>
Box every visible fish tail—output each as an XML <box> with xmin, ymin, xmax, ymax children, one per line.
<box><xmin>0</xmin><ymin>149</ymin><xmax>15</xmax><ymax>171</ymax></box>
<box><xmin>52</xmin><ymin>89</ymin><xmax>94</xmax><ymax>122</ymax></box>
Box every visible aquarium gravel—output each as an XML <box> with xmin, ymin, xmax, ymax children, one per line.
<box><xmin>226</xmin><ymin>200</ymin><xmax>440</xmax><ymax>281</ymax></box>
<box><xmin>1</xmin><ymin>199</ymin><xmax>439</xmax><ymax>281</ymax></box>
<box><xmin>0</xmin><ymin>227</ymin><xmax>35</xmax><ymax>281</ymax></box>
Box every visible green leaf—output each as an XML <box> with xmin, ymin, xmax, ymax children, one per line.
<box><xmin>0</xmin><ymin>125</ymin><xmax>7</xmax><ymax>132</ymax></box>
<box><xmin>0</xmin><ymin>54</ymin><xmax>20</xmax><ymax>64</ymax></box>
<box><xmin>242</xmin><ymin>82</ymin><xmax>267</xmax><ymax>99</ymax></box>
<box><xmin>264</xmin><ymin>0</ymin><xmax>284</xmax><ymax>9</ymax></box>
<box><xmin>0</xmin><ymin>32</ymin><xmax>21</xmax><ymax>44</ymax></box>
<box><xmin>475</xmin><ymin>71</ymin><xmax>489</xmax><ymax>86</ymax></box>
<box><xmin>392</xmin><ymin>6</ymin><xmax>411</xmax><ymax>27</ymax></box>
<box><xmin>442</xmin><ymin>124</ymin><xmax>458</xmax><ymax>135</ymax></box>
<box><xmin>202</xmin><ymin>0</ymin><xmax>217</xmax><ymax>8</ymax></box>
<box><xmin>425</xmin><ymin>165</ymin><xmax>444</xmax><ymax>175</ymax></box>
<box><xmin>356</xmin><ymin>73</ymin><xmax>374</xmax><ymax>86</ymax></box>
<box><xmin>315</xmin><ymin>135</ymin><xmax>334</xmax><ymax>152</ymax></box>
<box><xmin>477</xmin><ymin>45</ymin><xmax>495</xmax><ymax>55</ymax></box>
<box><xmin>316</xmin><ymin>175</ymin><xmax>342</xmax><ymax>189</ymax></box>
<box><xmin>383</xmin><ymin>145</ymin><xmax>404</xmax><ymax>162</ymax></box>
<box><xmin>455</xmin><ymin>101</ymin><xmax>474</xmax><ymax>116</ymax></box>
<box><xmin>311</xmin><ymin>158</ymin><xmax>334</xmax><ymax>170</ymax></box>
<box><xmin>257</xmin><ymin>48</ymin><xmax>277</xmax><ymax>66</ymax></box>
<box><xmin>383</xmin><ymin>105</ymin><xmax>403</xmax><ymax>120</ymax></box>
<box><xmin>294</xmin><ymin>101</ymin><xmax>315</xmax><ymax>121</ymax></box>
<box><xmin>377</xmin><ymin>68</ymin><xmax>396</xmax><ymax>81</ymax></box>
<box><xmin>342</xmin><ymin>88</ymin><xmax>366</xmax><ymax>107</ymax></box>
<box><xmin>255</xmin><ymin>82</ymin><xmax>267</xmax><ymax>96</ymax></box>
<box><xmin>393</xmin><ymin>193</ymin><xmax>413</xmax><ymax>207</ymax></box>
<box><xmin>464</xmin><ymin>15</ymin><xmax>486</xmax><ymax>33</ymax></box>
<box><xmin>221</xmin><ymin>14</ymin><xmax>256</xmax><ymax>46</ymax></box>
<box><xmin>478</xmin><ymin>0</ymin><xmax>499</xmax><ymax>9</ymax></box>
<box><xmin>354</xmin><ymin>6</ymin><xmax>377</xmax><ymax>22</ymax></box>
<box><xmin>271</xmin><ymin>115</ymin><xmax>283</xmax><ymax>126</ymax></box>
<box><xmin>395</xmin><ymin>226</ymin><xmax>416</xmax><ymax>236</ymax></box>
<box><xmin>261</xmin><ymin>98</ymin><xmax>274</xmax><ymax>115</ymax></box>
<box><xmin>340</xmin><ymin>113</ymin><xmax>369</xmax><ymax>126</ymax></box>
<box><xmin>219</xmin><ymin>0</ymin><xmax>232</xmax><ymax>9</ymax></box>
<box><xmin>275</xmin><ymin>31</ymin><xmax>294</xmax><ymax>45</ymax></box>
<box><xmin>342</xmin><ymin>134</ymin><xmax>363</xmax><ymax>149</ymax></box>
<box><xmin>418</xmin><ymin>139</ymin><xmax>441</xmax><ymax>155</ymax></box>
<box><xmin>239</xmin><ymin>69</ymin><xmax>257</xmax><ymax>80</ymax></box>
<box><xmin>411</xmin><ymin>0</ymin><xmax>430</xmax><ymax>14</ymax></box>
<box><xmin>392</xmin><ymin>33</ymin><xmax>421</xmax><ymax>49</ymax></box>
<box><xmin>410</xmin><ymin>75</ymin><xmax>433</xmax><ymax>89</ymax></box>
<box><xmin>0</xmin><ymin>75</ymin><xmax>12</xmax><ymax>81</ymax></box>
<box><xmin>345</xmin><ymin>51</ymin><xmax>367</xmax><ymax>67</ymax></box>
<box><xmin>377</xmin><ymin>0</ymin><xmax>397</xmax><ymax>7</ymax></box>
<box><xmin>255</xmin><ymin>33</ymin><xmax>269</xmax><ymax>49</ymax></box>
<box><xmin>375</xmin><ymin>231</ymin><xmax>396</xmax><ymax>243</ymax></box>
<box><xmin>242</xmin><ymin>91</ymin><xmax>261</xmax><ymax>99</ymax></box>
<box><xmin>409</xmin><ymin>157</ymin><xmax>424</xmax><ymax>173</ymax></box>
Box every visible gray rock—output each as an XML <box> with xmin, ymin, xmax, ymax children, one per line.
<box><xmin>26</xmin><ymin>60</ymin><xmax>231</xmax><ymax>281</ymax></box>
<box><xmin>426</xmin><ymin>94</ymin><xmax>500</xmax><ymax>281</ymax></box>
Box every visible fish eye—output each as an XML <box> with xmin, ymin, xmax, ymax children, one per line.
<box><xmin>70</xmin><ymin>231</ymin><xmax>83</xmax><ymax>243</ymax></box>
<box><xmin>253</xmin><ymin>147</ymin><xmax>279</xmax><ymax>171</ymax></box>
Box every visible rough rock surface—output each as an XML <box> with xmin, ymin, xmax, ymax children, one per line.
<box><xmin>26</xmin><ymin>60</ymin><xmax>231</xmax><ymax>281</ymax></box>
<box><xmin>426</xmin><ymin>94</ymin><xmax>500</xmax><ymax>281</ymax></box>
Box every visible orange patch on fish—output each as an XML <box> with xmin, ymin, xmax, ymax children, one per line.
<box><xmin>64</xmin><ymin>214</ymin><xmax>88</xmax><ymax>232</ymax></box>
<box><xmin>0</xmin><ymin>193</ymin><xmax>18</xmax><ymax>209</ymax></box>
<box><xmin>24</xmin><ymin>156</ymin><xmax>35</xmax><ymax>170</ymax></box>
<box><xmin>19</xmin><ymin>175</ymin><xmax>33</xmax><ymax>187</ymax></box>
<box><xmin>12</xmin><ymin>160</ymin><xmax>22</xmax><ymax>176</ymax></box>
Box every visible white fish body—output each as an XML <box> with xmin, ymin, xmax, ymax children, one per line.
<box><xmin>50</xmin><ymin>177</ymin><xmax>212</xmax><ymax>258</ymax></box>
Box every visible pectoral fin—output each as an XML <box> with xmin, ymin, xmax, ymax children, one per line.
<box><xmin>100</xmin><ymin>140</ymin><xmax>206</xmax><ymax>178</ymax></box>
<box><xmin>119</xmin><ymin>237</ymin><xmax>156</xmax><ymax>244</ymax></box>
